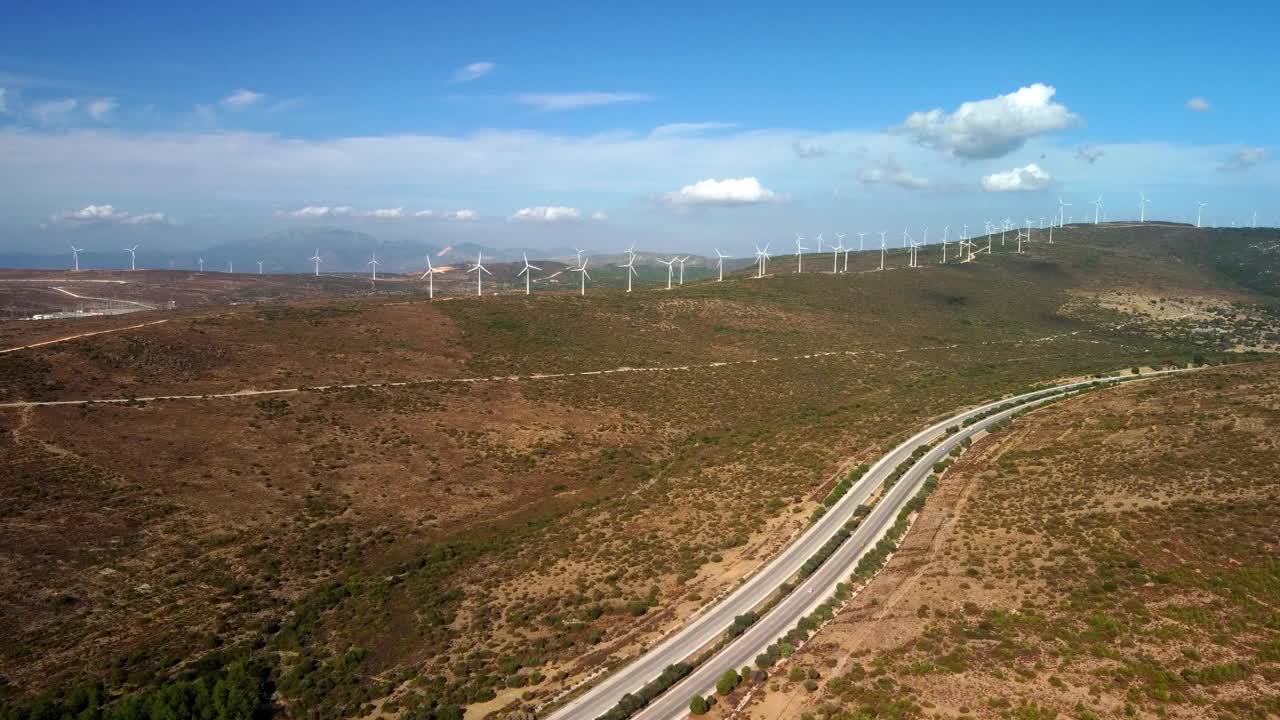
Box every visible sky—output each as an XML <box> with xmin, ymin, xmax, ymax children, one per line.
<box><xmin>1</xmin><ymin>0</ymin><xmax>1277</xmax><ymax>257</ymax></box>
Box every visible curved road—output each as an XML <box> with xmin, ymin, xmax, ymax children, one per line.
<box><xmin>549</xmin><ymin>369</ymin><xmax>1191</xmax><ymax>720</ymax></box>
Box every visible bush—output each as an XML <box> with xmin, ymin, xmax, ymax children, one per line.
<box><xmin>627</xmin><ymin>600</ymin><xmax>648</xmax><ymax>617</ymax></box>
<box><xmin>690</xmin><ymin>695</ymin><xmax>709</xmax><ymax>715</ymax></box>
<box><xmin>789</xmin><ymin>667</ymin><xmax>806</xmax><ymax>682</ymax></box>
<box><xmin>717</xmin><ymin>669</ymin><xmax>740</xmax><ymax>695</ymax></box>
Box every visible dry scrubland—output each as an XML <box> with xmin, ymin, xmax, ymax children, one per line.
<box><xmin>744</xmin><ymin>361</ymin><xmax>1280</xmax><ymax>720</ymax></box>
<box><xmin>0</xmin><ymin>225</ymin><xmax>1277</xmax><ymax>720</ymax></box>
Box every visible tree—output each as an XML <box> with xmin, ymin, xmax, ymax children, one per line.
<box><xmin>689</xmin><ymin>696</ymin><xmax>709</xmax><ymax>715</ymax></box>
<box><xmin>716</xmin><ymin>669</ymin><xmax>740</xmax><ymax>696</ymax></box>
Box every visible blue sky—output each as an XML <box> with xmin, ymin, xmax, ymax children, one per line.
<box><xmin>1</xmin><ymin>0</ymin><xmax>1276</xmax><ymax>254</ymax></box>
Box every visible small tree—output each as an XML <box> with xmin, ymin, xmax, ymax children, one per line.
<box><xmin>690</xmin><ymin>695</ymin><xmax>708</xmax><ymax>715</ymax></box>
<box><xmin>716</xmin><ymin>669</ymin><xmax>740</xmax><ymax>695</ymax></box>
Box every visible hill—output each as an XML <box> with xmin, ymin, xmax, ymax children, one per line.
<box><xmin>0</xmin><ymin>224</ymin><xmax>1276</xmax><ymax>720</ymax></box>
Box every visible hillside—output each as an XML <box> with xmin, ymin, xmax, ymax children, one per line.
<box><xmin>0</xmin><ymin>225</ymin><xmax>1276</xmax><ymax>720</ymax></box>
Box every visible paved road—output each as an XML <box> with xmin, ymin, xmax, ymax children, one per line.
<box><xmin>549</xmin><ymin>369</ymin><xmax>1190</xmax><ymax>720</ymax></box>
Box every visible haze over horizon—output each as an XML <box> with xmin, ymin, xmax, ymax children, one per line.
<box><xmin>1</xmin><ymin>1</ymin><xmax>1276</xmax><ymax>256</ymax></box>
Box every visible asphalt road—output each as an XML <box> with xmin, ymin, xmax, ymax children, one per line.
<box><xmin>549</xmin><ymin>369</ymin><xmax>1190</xmax><ymax>720</ymax></box>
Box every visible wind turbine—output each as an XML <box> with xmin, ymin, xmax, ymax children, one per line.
<box><xmin>1025</xmin><ymin>217</ymin><xmax>1036</xmax><ymax>244</ymax></box>
<box><xmin>1058</xmin><ymin>197</ymin><xmax>1071</xmax><ymax>227</ymax></box>
<box><xmin>1196</xmin><ymin>201</ymin><xmax>1207</xmax><ymax>228</ymax></box>
<box><xmin>227</xmin><ymin>261</ymin><xmax>233</xmax><ymax>273</ymax></box>
<box><xmin>753</xmin><ymin>243</ymin><xmax>771</xmax><ymax>278</ymax></box>
<box><xmin>941</xmin><ymin>226</ymin><xmax>950</xmax><ymax>263</ymax></box>
<box><xmin>1002</xmin><ymin>218</ymin><xmax>1012</xmax><ymax>246</ymax></box>
<box><xmin>198</xmin><ymin>257</ymin><xmax>204</xmax><ymax>273</ymax></box>
<box><xmin>857</xmin><ymin>232</ymin><xmax>867</xmax><ymax>252</ymax></box>
<box><xmin>1139</xmin><ymin>193</ymin><xmax>1150</xmax><ymax>223</ymax></box>
<box><xmin>877</xmin><ymin>232</ymin><xmax>887</xmax><ymax>271</ymax></box>
<box><xmin>831</xmin><ymin>236</ymin><xmax>845</xmax><ymax>272</ymax></box>
<box><xmin>815</xmin><ymin>233</ymin><xmax>824</xmax><ymax>254</ymax></box>
<box><xmin>571</xmin><ymin>257</ymin><xmax>591</xmax><ymax>296</ymax></box>
<box><xmin>1092</xmin><ymin>195</ymin><xmax>1103</xmax><ymax>225</ymax></box>
<box><xmin>573</xmin><ymin>247</ymin><xmax>585</xmax><ymax>267</ymax></box>
<box><xmin>795</xmin><ymin>235</ymin><xmax>808</xmax><ymax>273</ymax></box>
<box><xmin>660</xmin><ymin>256</ymin><xmax>677</xmax><ymax>288</ymax></box>
<box><xmin>124</xmin><ymin>245</ymin><xmax>138</xmax><ymax>271</ymax></box>
<box><xmin>676</xmin><ymin>256</ymin><xmax>689</xmax><ymax>285</ymax></box>
<box><xmin>367</xmin><ymin>253</ymin><xmax>379</xmax><ymax>281</ymax></box>
<box><xmin>517</xmin><ymin>252</ymin><xmax>541</xmax><ymax>295</ymax></box>
<box><xmin>467</xmin><ymin>252</ymin><xmax>491</xmax><ymax>296</ymax></box>
<box><xmin>70</xmin><ymin>245</ymin><xmax>83</xmax><ymax>272</ymax></box>
<box><xmin>835</xmin><ymin>233</ymin><xmax>848</xmax><ymax>272</ymax></box>
<box><xmin>257</xmin><ymin>260</ymin><xmax>264</xmax><ymax>275</ymax></box>
<box><xmin>618</xmin><ymin>252</ymin><xmax>639</xmax><ymax>292</ymax></box>
<box><xmin>714</xmin><ymin>249</ymin><xmax>728</xmax><ymax>282</ymax></box>
<box><xmin>419</xmin><ymin>256</ymin><xmax>438</xmax><ymax>299</ymax></box>
<box><xmin>902</xmin><ymin>229</ymin><xmax>914</xmax><ymax>267</ymax></box>
<box><xmin>310</xmin><ymin>249</ymin><xmax>322</xmax><ymax>276</ymax></box>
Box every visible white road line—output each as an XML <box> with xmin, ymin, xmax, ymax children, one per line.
<box><xmin>0</xmin><ymin>319</ymin><xmax>172</xmax><ymax>356</ymax></box>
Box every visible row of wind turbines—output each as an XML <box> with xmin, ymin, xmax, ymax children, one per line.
<box><xmin>59</xmin><ymin>197</ymin><xmax>1258</xmax><ymax>279</ymax></box>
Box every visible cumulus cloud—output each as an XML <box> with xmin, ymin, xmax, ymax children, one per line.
<box><xmin>857</xmin><ymin>157</ymin><xmax>931</xmax><ymax>190</ymax></box>
<box><xmin>897</xmin><ymin>83</ymin><xmax>1080</xmax><ymax>159</ymax></box>
<box><xmin>31</xmin><ymin>98</ymin><xmax>78</xmax><ymax>124</ymax></box>
<box><xmin>650</xmin><ymin>122</ymin><xmax>737</xmax><ymax>137</ymax></box>
<box><xmin>515</xmin><ymin>92</ymin><xmax>653</xmax><ymax>111</ymax></box>
<box><xmin>451</xmin><ymin>62</ymin><xmax>495</xmax><ymax>84</ymax></box>
<box><xmin>222</xmin><ymin>89</ymin><xmax>265</xmax><ymax>109</ymax></box>
<box><xmin>792</xmin><ymin>141</ymin><xmax>830</xmax><ymax>159</ymax></box>
<box><xmin>51</xmin><ymin>204</ymin><xmax>170</xmax><ymax>225</ymax></box>
<box><xmin>510</xmin><ymin>206</ymin><xmax>581</xmax><ymax>222</ymax></box>
<box><xmin>1073</xmin><ymin>144</ymin><xmax>1104</xmax><ymax>164</ymax></box>
<box><xmin>1220</xmin><ymin>147</ymin><xmax>1268</xmax><ymax>171</ymax></box>
<box><xmin>1185</xmin><ymin>97</ymin><xmax>1211</xmax><ymax>112</ymax></box>
<box><xmin>662</xmin><ymin>177</ymin><xmax>780</xmax><ymax>206</ymax></box>
<box><xmin>87</xmin><ymin>98</ymin><xmax>117</xmax><ymax>121</ymax></box>
<box><xmin>366</xmin><ymin>207</ymin><xmax>404</xmax><ymax>219</ymax></box>
<box><xmin>414</xmin><ymin>209</ymin><xmax>477</xmax><ymax>220</ymax></box>
<box><xmin>981</xmin><ymin>163</ymin><xmax>1052</xmax><ymax>192</ymax></box>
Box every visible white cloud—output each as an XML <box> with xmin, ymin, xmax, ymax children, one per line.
<box><xmin>221</xmin><ymin>89</ymin><xmax>265</xmax><ymax>109</ymax></box>
<box><xmin>415</xmin><ymin>209</ymin><xmax>477</xmax><ymax>220</ymax></box>
<box><xmin>662</xmin><ymin>177</ymin><xmax>780</xmax><ymax>207</ymax></box>
<box><xmin>511</xmin><ymin>206</ymin><xmax>581</xmax><ymax>222</ymax></box>
<box><xmin>515</xmin><ymin>92</ymin><xmax>653</xmax><ymax>111</ymax></box>
<box><xmin>279</xmin><ymin>205</ymin><xmax>355</xmax><ymax>218</ymax></box>
<box><xmin>1220</xmin><ymin>147</ymin><xmax>1268</xmax><ymax>171</ymax></box>
<box><xmin>650</xmin><ymin>122</ymin><xmax>737</xmax><ymax>137</ymax></box>
<box><xmin>792</xmin><ymin>141</ymin><xmax>830</xmax><ymax>159</ymax></box>
<box><xmin>51</xmin><ymin>204</ymin><xmax>170</xmax><ymax>225</ymax></box>
<box><xmin>366</xmin><ymin>207</ymin><xmax>403</xmax><ymax>219</ymax></box>
<box><xmin>1073</xmin><ymin>145</ymin><xmax>1104</xmax><ymax>164</ymax></box>
<box><xmin>31</xmin><ymin>98</ymin><xmax>78</xmax><ymax>124</ymax></box>
<box><xmin>451</xmin><ymin>62</ymin><xmax>495</xmax><ymax>84</ymax></box>
<box><xmin>898</xmin><ymin>83</ymin><xmax>1080</xmax><ymax>159</ymax></box>
<box><xmin>981</xmin><ymin>163</ymin><xmax>1052</xmax><ymax>192</ymax></box>
<box><xmin>87</xmin><ymin>98</ymin><xmax>117</xmax><ymax>121</ymax></box>
<box><xmin>1185</xmin><ymin>97</ymin><xmax>1211</xmax><ymax>112</ymax></box>
<box><xmin>857</xmin><ymin>157</ymin><xmax>930</xmax><ymax>190</ymax></box>
<box><xmin>591</xmin><ymin>211</ymin><xmax>608</xmax><ymax>221</ymax></box>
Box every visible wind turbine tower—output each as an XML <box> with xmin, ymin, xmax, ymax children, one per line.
<box><xmin>571</xmin><ymin>257</ymin><xmax>592</xmax><ymax>296</ymax></box>
<box><xmin>660</xmin><ymin>256</ymin><xmax>677</xmax><ymax>288</ymax></box>
<box><xmin>619</xmin><ymin>252</ymin><xmax>639</xmax><ymax>292</ymax></box>
<box><xmin>1058</xmin><ymin>198</ymin><xmax>1071</xmax><ymax>228</ymax></box>
<box><xmin>367</xmin><ymin>253</ymin><xmax>379</xmax><ymax>281</ymax></box>
<box><xmin>70</xmin><ymin>245</ymin><xmax>83</xmax><ymax>272</ymax></box>
<box><xmin>795</xmin><ymin>235</ymin><xmax>807</xmax><ymax>273</ymax></box>
<box><xmin>714</xmin><ymin>249</ymin><xmax>728</xmax><ymax>282</ymax></box>
<box><xmin>517</xmin><ymin>252</ymin><xmax>541</xmax><ymax>295</ymax></box>
<box><xmin>1139</xmin><ymin>193</ymin><xmax>1150</xmax><ymax>223</ymax></box>
<box><xmin>467</xmin><ymin>252</ymin><xmax>492</xmax><ymax>296</ymax></box>
<box><xmin>1196</xmin><ymin>201</ymin><xmax>1207</xmax><ymax>228</ymax></box>
<box><xmin>420</xmin><ymin>256</ymin><xmax>439</xmax><ymax>299</ymax></box>
<box><xmin>877</xmin><ymin>232</ymin><xmax>887</xmax><ymax>271</ymax></box>
<box><xmin>676</xmin><ymin>256</ymin><xmax>689</xmax><ymax>285</ymax></box>
<box><xmin>124</xmin><ymin>245</ymin><xmax>138</xmax><ymax>271</ymax></box>
<box><xmin>310</xmin><ymin>249</ymin><xmax>322</xmax><ymax>276</ymax></box>
<box><xmin>1092</xmin><ymin>195</ymin><xmax>1103</xmax><ymax>225</ymax></box>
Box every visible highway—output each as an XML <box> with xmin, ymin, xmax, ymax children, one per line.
<box><xmin>549</xmin><ymin>369</ymin><xmax>1190</xmax><ymax>720</ymax></box>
